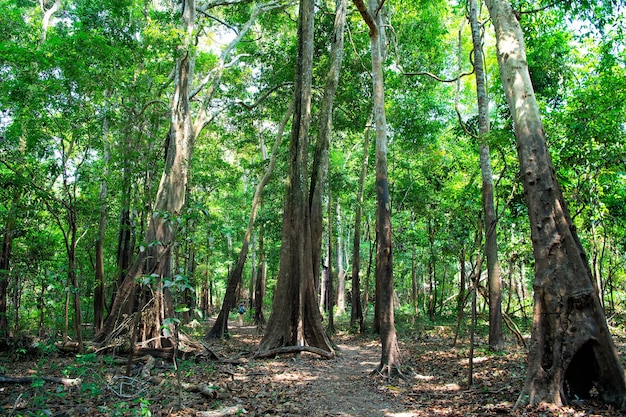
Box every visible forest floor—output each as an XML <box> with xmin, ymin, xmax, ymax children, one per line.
<box><xmin>1</xmin><ymin>318</ymin><xmax>625</xmax><ymax>417</ymax></box>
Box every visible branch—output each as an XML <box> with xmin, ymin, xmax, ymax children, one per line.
<box><xmin>234</xmin><ymin>83</ymin><xmax>292</xmax><ymax>110</ymax></box>
<box><xmin>351</xmin><ymin>0</ymin><xmax>378</xmax><ymax>36</ymax></box>
<box><xmin>402</xmin><ymin>68</ymin><xmax>474</xmax><ymax>83</ymax></box>
<box><xmin>0</xmin><ymin>375</ymin><xmax>81</xmax><ymax>387</ymax></box>
<box><xmin>197</xmin><ymin>9</ymin><xmax>239</xmax><ymax>34</ymax></box>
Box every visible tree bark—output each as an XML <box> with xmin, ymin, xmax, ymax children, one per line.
<box><xmin>353</xmin><ymin>0</ymin><xmax>401</xmax><ymax>375</ymax></box>
<box><xmin>94</xmin><ymin>104</ymin><xmax>111</xmax><ymax>333</ymax></box>
<box><xmin>96</xmin><ymin>0</ymin><xmax>196</xmax><ymax>346</ymax></box>
<box><xmin>257</xmin><ymin>0</ymin><xmax>333</xmax><ymax>355</ymax></box>
<box><xmin>485</xmin><ymin>0</ymin><xmax>626</xmax><ymax>408</ymax></box>
<box><xmin>468</xmin><ymin>0</ymin><xmax>504</xmax><ymax>350</ymax></box>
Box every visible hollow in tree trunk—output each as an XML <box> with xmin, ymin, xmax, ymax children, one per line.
<box><xmin>485</xmin><ymin>0</ymin><xmax>626</xmax><ymax>408</ymax></box>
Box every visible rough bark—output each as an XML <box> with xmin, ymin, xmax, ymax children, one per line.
<box><xmin>485</xmin><ymin>0</ymin><xmax>626</xmax><ymax>408</ymax></box>
<box><xmin>468</xmin><ymin>0</ymin><xmax>504</xmax><ymax>350</ymax></box>
<box><xmin>257</xmin><ymin>0</ymin><xmax>333</xmax><ymax>356</ymax></box>
<box><xmin>95</xmin><ymin>0</ymin><xmax>196</xmax><ymax>347</ymax></box>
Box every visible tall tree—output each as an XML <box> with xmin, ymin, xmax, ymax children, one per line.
<box><xmin>352</xmin><ymin>0</ymin><xmax>401</xmax><ymax>375</ymax></box>
<box><xmin>206</xmin><ymin>102</ymin><xmax>293</xmax><ymax>338</ymax></box>
<box><xmin>484</xmin><ymin>0</ymin><xmax>626</xmax><ymax>408</ymax></box>
<box><xmin>468</xmin><ymin>0</ymin><xmax>503</xmax><ymax>350</ymax></box>
<box><xmin>96</xmin><ymin>0</ymin><xmax>199</xmax><ymax>346</ymax></box>
<box><xmin>350</xmin><ymin>123</ymin><xmax>370</xmax><ymax>331</ymax></box>
<box><xmin>256</xmin><ymin>0</ymin><xmax>334</xmax><ymax>357</ymax></box>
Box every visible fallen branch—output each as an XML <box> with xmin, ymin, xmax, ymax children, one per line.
<box><xmin>0</xmin><ymin>375</ymin><xmax>81</xmax><ymax>387</ymax></box>
<box><xmin>253</xmin><ymin>345</ymin><xmax>334</xmax><ymax>359</ymax></box>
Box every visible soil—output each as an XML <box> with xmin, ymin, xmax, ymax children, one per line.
<box><xmin>1</xmin><ymin>320</ymin><xmax>624</xmax><ymax>417</ymax></box>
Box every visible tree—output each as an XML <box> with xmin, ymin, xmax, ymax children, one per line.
<box><xmin>256</xmin><ymin>0</ymin><xmax>333</xmax><ymax>358</ymax></box>
<box><xmin>484</xmin><ymin>0</ymin><xmax>626</xmax><ymax>408</ymax></box>
<box><xmin>468</xmin><ymin>0</ymin><xmax>503</xmax><ymax>350</ymax></box>
<box><xmin>352</xmin><ymin>0</ymin><xmax>401</xmax><ymax>375</ymax></box>
<box><xmin>206</xmin><ymin>102</ymin><xmax>293</xmax><ymax>338</ymax></box>
<box><xmin>95</xmin><ymin>0</ymin><xmax>199</xmax><ymax>349</ymax></box>
<box><xmin>350</xmin><ymin>123</ymin><xmax>370</xmax><ymax>332</ymax></box>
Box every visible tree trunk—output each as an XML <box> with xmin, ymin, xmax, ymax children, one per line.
<box><xmin>468</xmin><ymin>0</ymin><xmax>504</xmax><ymax>350</ymax></box>
<box><xmin>353</xmin><ymin>0</ymin><xmax>401</xmax><ymax>374</ymax></box>
<box><xmin>207</xmin><ymin>103</ymin><xmax>292</xmax><ymax>338</ymax></box>
<box><xmin>309</xmin><ymin>0</ymin><xmax>347</xmax><ymax>309</ymax></box>
<box><xmin>96</xmin><ymin>0</ymin><xmax>196</xmax><ymax>347</ymax></box>
<box><xmin>0</xmin><ymin>192</ymin><xmax>19</xmax><ymax>338</ymax></box>
<box><xmin>257</xmin><ymin>0</ymin><xmax>333</xmax><ymax>355</ymax></box>
<box><xmin>485</xmin><ymin>0</ymin><xmax>626</xmax><ymax>408</ymax></box>
<box><xmin>94</xmin><ymin>108</ymin><xmax>111</xmax><ymax>333</ymax></box>
<box><xmin>326</xmin><ymin>191</ymin><xmax>335</xmax><ymax>333</ymax></box>
<box><xmin>350</xmin><ymin>123</ymin><xmax>370</xmax><ymax>331</ymax></box>
<box><xmin>254</xmin><ymin>222</ymin><xmax>267</xmax><ymax>327</ymax></box>
<box><xmin>335</xmin><ymin>202</ymin><xmax>346</xmax><ymax>315</ymax></box>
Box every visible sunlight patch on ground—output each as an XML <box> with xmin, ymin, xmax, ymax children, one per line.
<box><xmin>386</xmin><ymin>412</ymin><xmax>416</xmax><ymax>417</ymax></box>
<box><xmin>457</xmin><ymin>355</ymin><xmax>488</xmax><ymax>365</ymax></box>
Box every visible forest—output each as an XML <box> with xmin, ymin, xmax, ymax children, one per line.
<box><xmin>1</xmin><ymin>0</ymin><xmax>626</xmax><ymax>415</ymax></box>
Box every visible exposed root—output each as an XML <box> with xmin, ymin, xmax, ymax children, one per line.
<box><xmin>253</xmin><ymin>345</ymin><xmax>334</xmax><ymax>359</ymax></box>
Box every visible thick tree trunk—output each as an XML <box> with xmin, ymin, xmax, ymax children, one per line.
<box><xmin>207</xmin><ymin>103</ymin><xmax>292</xmax><ymax>339</ymax></box>
<box><xmin>468</xmin><ymin>0</ymin><xmax>504</xmax><ymax>350</ymax></box>
<box><xmin>350</xmin><ymin>123</ymin><xmax>370</xmax><ymax>331</ymax></box>
<box><xmin>96</xmin><ymin>0</ymin><xmax>196</xmax><ymax>347</ymax></box>
<box><xmin>257</xmin><ymin>0</ymin><xmax>333</xmax><ymax>355</ymax></box>
<box><xmin>485</xmin><ymin>0</ymin><xmax>626</xmax><ymax>408</ymax></box>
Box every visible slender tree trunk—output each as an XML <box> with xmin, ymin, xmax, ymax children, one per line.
<box><xmin>350</xmin><ymin>123</ymin><xmax>370</xmax><ymax>331</ymax></box>
<box><xmin>353</xmin><ymin>0</ymin><xmax>401</xmax><ymax>374</ymax></box>
<box><xmin>310</xmin><ymin>0</ymin><xmax>347</xmax><ymax>304</ymax></box>
<box><xmin>335</xmin><ymin>202</ymin><xmax>346</xmax><ymax>315</ymax></box>
<box><xmin>327</xmin><ymin>191</ymin><xmax>335</xmax><ymax>333</ymax></box>
<box><xmin>254</xmin><ymin>221</ymin><xmax>266</xmax><ymax>327</ymax></box>
<box><xmin>94</xmin><ymin>108</ymin><xmax>111</xmax><ymax>333</ymax></box>
<box><xmin>485</xmin><ymin>0</ymin><xmax>626</xmax><ymax>408</ymax></box>
<box><xmin>468</xmin><ymin>0</ymin><xmax>504</xmax><ymax>350</ymax></box>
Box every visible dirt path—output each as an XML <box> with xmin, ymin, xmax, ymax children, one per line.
<box><xmin>225</xmin><ymin>324</ymin><xmax>412</xmax><ymax>417</ymax></box>
<box><xmin>294</xmin><ymin>339</ymin><xmax>412</xmax><ymax>417</ymax></box>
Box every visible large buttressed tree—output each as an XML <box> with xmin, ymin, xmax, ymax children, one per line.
<box><xmin>484</xmin><ymin>0</ymin><xmax>626</xmax><ymax>408</ymax></box>
<box><xmin>256</xmin><ymin>0</ymin><xmax>333</xmax><ymax>357</ymax></box>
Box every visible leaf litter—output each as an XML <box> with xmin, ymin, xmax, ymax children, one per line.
<box><xmin>1</xmin><ymin>323</ymin><xmax>625</xmax><ymax>417</ymax></box>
